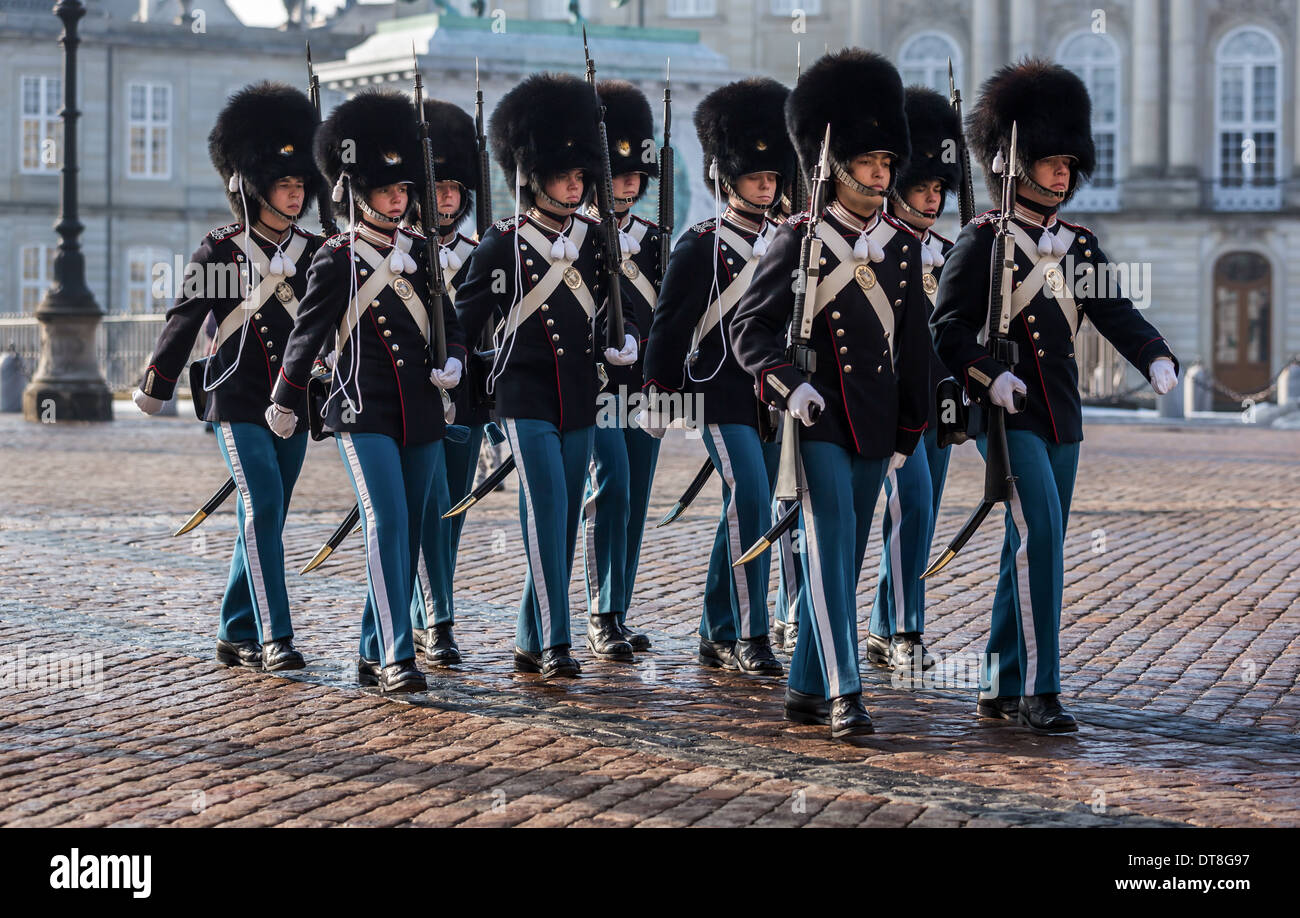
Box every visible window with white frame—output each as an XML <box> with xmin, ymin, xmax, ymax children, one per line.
<box><xmin>772</xmin><ymin>0</ymin><xmax>822</xmax><ymax>14</ymax></box>
<box><xmin>898</xmin><ymin>31</ymin><xmax>962</xmax><ymax>97</ymax></box>
<box><xmin>1214</xmin><ymin>26</ymin><xmax>1283</xmax><ymax>210</ymax></box>
<box><xmin>18</xmin><ymin>245</ymin><xmax>55</xmax><ymax>316</ymax></box>
<box><xmin>127</xmin><ymin>82</ymin><xmax>171</xmax><ymax>179</ymax></box>
<box><xmin>20</xmin><ymin>76</ymin><xmax>63</xmax><ymax>174</ymax></box>
<box><xmin>124</xmin><ymin>247</ymin><xmax>172</xmax><ymax>315</ymax></box>
<box><xmin>1058</xmin><ymin>30</ymin><xmax>1121</xmax><ymax>212</ymax></box>
<box><xmin>668</xmin><ymin>0</ymin><xmax>717</xmax><ymax>16</ymax></box>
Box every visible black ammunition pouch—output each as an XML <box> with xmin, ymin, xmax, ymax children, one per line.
<box><xmin>188</xmin><ymin>357</ymin><xmax>210</xmax><ymax>421</ymax></box>
<box><xmin>935</xmin><ymin>376</ymin><xmax>971</xmax><ymax>448</ymax></box>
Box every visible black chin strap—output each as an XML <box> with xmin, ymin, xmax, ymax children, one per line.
<box><xmin>720</xmin><ymin>177</ymin><xmax>771</xmax><ymax>215</ymax></box>
<box><xmin>890</xmin><ymin>190</ymin><xmax>942</xmax><ymax>223</ymax></box>
<box><xmin>1017</xmin><ymin>165</ymin><xmax>1071</xmax><ymax>202</ymax></box>
<box><xmin>354</xmin><ymin>193</ymin><xmax>402</xmax><ymax>228</ymax></box>
<box><xmin>249</xmin><ymin>187</ymin><xmax>296</xmax><ymax>225</ymax></box>
<box><xmin>528</xmin><ymin>176</ymin><xmax>582</xmax><ymax>213</ymax></box>
<box><xmin>833</xmin><ymin>161</ymin><xmax>893</xmax><ymax>201</ymax></box>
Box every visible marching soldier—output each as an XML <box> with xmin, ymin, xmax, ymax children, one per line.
<box><xmin>866</xmin><ymin>85</ymin><xmax>963</xmax><ymax>674</ymax></box>
<box><xmin>266</xmin><ymin>89</ymin><xmax>468</xmax><ymax>694</ymax></box>
<box><xmin>132</xmin><ymin>83</ymin><xmax>324</xmax><ymax>673</ymax></box>
<box><xmin>581</xmin><ymin>79</ymin><xmax>664</xmax><ymax>656</ymax></box>
<box><xmin>641</xmin><ymin>78</ymin><xmax>796</xmax><ymax>677</ymax></box>
<box><xmin>732</xmin><ymin>49</ymin><xmax>929</xmax><ymax>739</ymax></box>
<box><xmin>408</xmin><ymin>98</ymin><xmax>483</xmax><ymax>667</ymax></box>
<box><xmin>931</xmin><ymin>60</ymin><xmax>1179</xmax><ymax>732</ymax></box>
<box><xmin>455</xmin><ymin>72</ymin><xmax>639</xmax><ymax>679</ymax></box>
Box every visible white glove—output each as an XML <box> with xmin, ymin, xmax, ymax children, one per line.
<box><xmin>1149</xmin><ymin>358</ymin><xmax>1177</xmax><ymax>396</ymax></box>
<box><xmin>132</xmin><ymin>388</ymin><xmax>165</xmax><ymax>416</ymax></box>
<box><xmin>323</xmin><ymin>350</ymin><xmax>338</xmax><ymax>371</ymax></box>
<box><xmin>604</xmin><ymin>333</ymin><xmax>638</xmax><ymax>367</ymax></box>
<box><xmin>430</xmin><ymin>356</ymin><xmax>463</xmax><ymax>390</ymax></box>
<box><xmin>887</xmin><ymin>451</ymin><xmax>907</xmax><ymax>473</ymax></box>
<box><xmin>630</xmin><ymin>409</ymin><xmax>667</xmax><ymax>439</ymax></box>
<box><xmin>264</xmin><ymin>402</ymin><xmax>298</xmax><ymax>439</ymax></box>
<box><xmin>989</xmin><ymin>371</ymin><xmax>1027</xmax><ymax>414</ymax></box>
<box><xmin>787</xmin><ymin>382</ymin><xmax>825</xmax><ymax>427</ymax></box>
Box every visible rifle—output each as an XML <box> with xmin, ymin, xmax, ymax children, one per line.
<box><xmin>948</xmin><ymin>57</ymin><xmax>977</xmax><ymax>229</ymax></box>
<box><xmin>474</xmin><ymin>57</ymin><xmax>493</xmax><ymax>239</ymax></box>
<box><xmin>790</xmin><ymin>44</ymin><xmax>810</xmax><ymax>216</ymax></box>
<box><xmin>411</xmin><ymin>45</ymin><xmax>453</xmax><ymax>424</ymax></box>
<box><xmin>582</xmin><ymin>26</ymin><xmax>626</xmax><ymax>350</ymax></box>
<box><xmin>306</xmin><ymin>41</ymin><xmax>340</xmax><ymax>238</ymax></box>
<box><xmin>734</xmin><ymin>125</ymin><xmax>832</xmax><ymax>567</ymax></box>
<box><xmin>922</xmin><ymin>122</ymin><xmax>1026</xmax><ymax>579</ymax></box>
<box><xmin>658</xmin><ymin>58</ymin><xmax>674</xmax><ymax>271</ymax></box>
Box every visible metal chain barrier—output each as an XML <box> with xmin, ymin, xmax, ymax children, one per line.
<box><xmin>1189</xmin><ymin>357</ymin><xmax>1299</xmax><ymax>405</ymax></box>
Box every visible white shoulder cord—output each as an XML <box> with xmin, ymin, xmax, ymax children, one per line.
<box><xmin>201</xmin><ymin>174</ymin><xmax>258</xmax><ymax>393</ymax></box>
<box><xmin>486</xmin><ymin>167</ymin><xmax>526</xmax><ymax>395</ymax></box>
<box><xmin>324</xmin><ymin>182</ymin><xmax>363</xmax><ymax>420</ymax></box>
<box><xmin>686</xmin><ymin>163</ymin><xmax>730</xmax><ymax>385</ymax></box>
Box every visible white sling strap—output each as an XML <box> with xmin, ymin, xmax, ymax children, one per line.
<box><xmin>620</xmin><ymin>219</ymin><xmax>659</xmax><ymax>309</ymax></box>
<box><xmin>213</xmin><ymin>231</ymin><xmax>308</xmax><ymax>351</ymax></box>
<box><xmin>1009</xmin><ymin>222</ymin><xmax>1079</xmax><ymax>336</ymax></box>
<box><xmin>496</xmin><ymin>219</ymin><xmax>595</xmax><ymax>340</ymax></box>
<box><xmin>807</xmin><ymin>220</ymin><xmax>899</xmax><ymax>368</ymax></box>
<box><xmin>336</xmin><ymin>232</ymin><xmax>427</xmax><ymax>347</ymax></box>
<box><xmin>689</xmin><ymin>222</ymin><xmax>775</xmax><ymax>349</ymax></box>
<box><xmin>445</xmin><ymin>236</ymin><xmax>477</xmax><ymax>303</ymax></box>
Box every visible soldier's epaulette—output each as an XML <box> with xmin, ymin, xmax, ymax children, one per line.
<box><xmin>493</xmin><ymin>215</ymin><xmax>524</xmax><ymax>234</ymax></box>
<box><xmin>882</xmin><ymin>211</ymin><xmax>919</xmax><ymax>237</ymax></box>
<box><xmin>688</xmin><ymin>218</ymin><xmax>717</xmax><ymax>235</ymax></box>
<box><xmin>573</xmin><ymin>212</ymin><xmax>599</xmax><ymax>226</ymax></box>
<box><xmin>208</xmin><ymin>222</ymin><xmax>243</xmax><ymax>241</ymax></box>
<box><xmin>787</xmin><ymin>212</ymin><xmax>812</xmax><ymax>228</ymax></box>
<box><xmin>457</xmin><ymin>231</ymin><xmax>480</xmax><ymax>248</ymax></box>
<box><xmin>970</xmin><ymin>210</ymin><xmax>1000</xmax><ymax>228</ymax></box>
<box><xmin>324</xmin><ymin>233</ymin><xmax>351</xmax><ymax>250</ymax></box>
<box><xmin>291</xmin><ymin>224</ymin><xmax>317</xmax><ymax>240</ymax></box>
<box><xmin>631</xmin><ymin>214</ymin><xmax>660</xmax><ymax>231</ymax></box>
<box><xmin>398</xmin><ymin>226</ymin><xmax>425</xmax><ymax>242</ymax></box>
<box><xmin>1056</xmin><ymin>217</ymin><xmax>1093</xmax><ymax>238</ymax></box>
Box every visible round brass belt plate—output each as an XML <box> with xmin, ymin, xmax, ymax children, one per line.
<box><xmin>621</xmin><ymin>258</ymin><xmax>639</xmax><ymax>280</ymax></box>
<box><xmin>854</xmin><ymin>264</ymin><xmax>877</xmax><ymax>292</ymax></box>
<box><xmin>275</xmin><ymin>281</ymin><xmax>294</xmax><ymax>303</ymax></box>
<box><xmin>563</xmin><ymin>266</ymin><xmax>582</xmax><ymax>290</ymax></box>
<box><xmin>922</xmin><ymin>273</ymin><xmax>938</xmax><ymax>296</ymax></box>
<box><xmin>1044</xmin><ymin>265</ymin><xmax>1065</xmax><ymax>296</ymax></box>
<box><xmin>393</xmin><ymin>278</ymin><xmax>414</xmax><ymax>300</ymax></box>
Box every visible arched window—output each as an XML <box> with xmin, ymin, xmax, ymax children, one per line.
<box><xmin>1057</xmin><ymin>30</ymin><xmax>1121</xmax><ymax>212</ymax></box>
<box><xmin>1214</xmin><ymin>26</ymin><xmax>1283</xmax><ymax>210</ymax></box>
<box><xmin>898</xmin><ymin>31</ymin><xmax>962</xmax><ymax>97</ymax></box>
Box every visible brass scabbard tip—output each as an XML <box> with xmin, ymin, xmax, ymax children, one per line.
<box><xmin>733</xmin><ymin>539</ymin><xmax>771</xmax><ymax>567</ymax></box>
<box><xmin>443</xmin><ymin>496</ymin><xmax>477</xmax><ymax>519</ymax></box>
<box><xmin>173</xmin><ymin>511</ymin><xmax>207</xmax><ymax>537</ymax></box>
<box><xmin>299</xmin><ymin>546</ymin><xmax>333</xmax><ymax>575</ymax></box>
<box><xmin>655</xmin><ymin>503</ymin><xmax>684</xmax><ymax>528</ymax></box>
<box><xmin>921</xmin><ymin>549</ymin><xmax>955</xmax><ymax>580</ymax></box>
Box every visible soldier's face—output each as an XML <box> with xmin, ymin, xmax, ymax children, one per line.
<box><xmin>612</xmin><ymin>173</ymin><xmax>642</xmax><ymax>209</ymax></box>
<box><xmin>903</xmin><ymin>180</ymin><xmax>942</xmax><ymax>227</ymax></box>
<box><xmin>435</xmin><ymin>181</ymin><xmax>462</xmax><ymax>224</ymax></box>
<box><xmin>849</xmin><ymin>152</ymin><xmax>893</xmax><ymax>193</ymax></box>
<box><xmin>267</xmin><ymin>177</ymin><xmax>305</xmax><ymax>217</ymax></box>
<box><xmin>1028</xmin><ymin>155</ymin><xmax>1073</xmax><ymax>197</ymax></box>
<box><xmin>734</xmin><ymin>172</ymin><xmax>777</xmax><ymax>206</ymax></box>
<box><xmin>369</xmin><ymin>183</ymin><xmax>409</xmax><ymax>219</ymax></box>
<box><xmin>543</xmin><ymin>169</ymin><xmax>585</xmax><ymax>209</ymax></box>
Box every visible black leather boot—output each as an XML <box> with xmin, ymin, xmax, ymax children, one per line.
<box><xmin>698</xmin><ymin>639</ymin><xmax>740</xmax><ymax>670</ymax></box>
<box><xmin>542</xmin><ymin>645</ymin><xmax>581</xmax><ymax>678</ymax></box>
<box><xmin>784</xmin><ymin>687</ymin><xmax>830</xmax><ymax>726</ymax></box>
<box><xmin>736</xmin><ymin>635</ymin><xmax>784</xmax><ymax>675</ymax></box>
<box><xmin>616</xmin><ymin>616</ymin><xmax>651</xmax><ymax>652</ymax></box>
<box><xmin>586</xmin><ymin>614</ymin><xmax>634</xmax><ymax>661</ymax></box>
<box><xmin>976</xmin><ymin>695</ymin><xmax>1021</xmax><ymax>720</ymax></box>
<box><xmin>888</xmin><ymin>633</ymin><xmax>935</xmax><ymax>673</ymax></box>
<box><xmin>357</xmin><ymin>656</ymin><xmax>380</xmax><ymax>687</ymax></box>
<box><xmin>513</xmin><ymin>647</ymin><xmax>542</xmax><ymax>673</ymax></box>
<box><xmin>261</xmin><ymin>638</ymin><xmax>305</xmax><ymax>672</ymax></box>
<box><xmin>830</xmin><ymin>693</ymin><xmax>874</xmax><ymax>739</ymax></box>
<box><xmin>377</xmin><ymin>659</ymin><xmax>426</xmax><ymax>694</ymax></box>
<box><xmin>412</xmin><ymin>627</ymin><xmax>428</xmax><ymax>654</ymax></box>
<box><xmin>864</xmin><ymin>632</ymin><xmax>891</xmax><ymax>667</ymax></box>
<box><xmin>215</xmin><ymin>638</ymin><xmax>262</xmax><ymax>669</ymax></box>
<box><xmin>427</xmin><ymin>623</ymin><xmax>461</xmax><ymax>666</ymax></box>
<box><xmin>1018</xmin><ymin>694</ymin><xmax>1078</xmax><ymax>733</ymax></box>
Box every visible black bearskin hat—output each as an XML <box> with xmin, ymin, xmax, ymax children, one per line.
<box><xmin>421</xmin><ymin>98</ymin><xmax>479</xmax><ymax>224</ymax></box>
<box><xmin>598</xmin><ymin>79</ymin><xmax>658</xmax><ymax>204</ymax></box>
<box><xmin>787</xmin><ymin>49</ymin><xmax>910</xmax><ymax>198</ymax></box>
<box><xmin>208</xmin><ymin>82</ymin><xmax>323</xmax><ymax>219</ymax></box>
<box><xmin>967</xmin><ymin>58</ymin><xmax>1096</xmax><ymax>204</ymax></box>
<box><xmin>489</xmin><ymin>72</ymin><xmax>603</xmax><ymax>207</ymax></box>
<box><xmin>897</xmin><ymin>85</ymin><xmax>963</xmax><ymax>197</ymax></box>
<box><xmin>694</xmin><ymin>78</ymin><xmax>796</xmax><ymax>196</ymax></box>
<box><xmin>315</xmin><ymin>89</ymin><xmax>422</xmax><ymax>219</ymax></box>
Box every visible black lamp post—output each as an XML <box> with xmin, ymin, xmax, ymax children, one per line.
<box><xmin>23</xmin><ymin>0</ymin><xmax>113</xmax><ymax>423</ymax></box>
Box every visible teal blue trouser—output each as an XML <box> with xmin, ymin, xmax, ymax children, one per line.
<box><xmin>788</xmin><ymin>440</ymin><xmax>888</xmax><ymax>700</ymax></box>
<box><xmin>213</xmin><ymin>422</ymin><xmax>307</xmax><ymax>644</ymax></box>
<box><xmin>977</xmin><ymin>429</ymin><xmax>1079</xmax><ymax>698</ymax></box>
<box><xmin>337</xmin><ymin>432</ymin><xmax>439</xmax><ymax>666</ymax></box>
<box><xmin>700</xmin><ymin>423</ymin><xmax>779</xmax><ymax>642</ymax></box>
<box><xmin>870</xmin><ymin>429</ymin><xmax>952</xmax><ymax>637</ymax></box>
<box><xmin>411</xmin><ymin>427</ymin><xmax>472</xmax><ymax>630</ymax></box>
<box><xmin>581</xmin><ymin>415</ymin><xmax>662</xmax><ymax>621</ymax></box>
<box><xmin>504</xmin><ymin>418</ymin><xmax>594</xmax><ymax>653</ymax></box>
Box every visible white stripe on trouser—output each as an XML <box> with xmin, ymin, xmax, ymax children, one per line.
<box><xmin>885</xmin><ymin>468</ymin><xmax>905</xmax><ymax>633</ymax></box>
<box><xmin>219</xmin><ymin>423</ymin><xmax>271</xmax><ymax>641</ymax></box>
<box><xmin>417</xmin><ymin>550</ymin><xmax>434</xmax><ymax>619</ymax></box>
<box><xmin>1007</xmin><ymin>484</ymin><xmax>1038</xmax><ymax>691</ymax></box>
<box><xmin>505</xmin><ymin>420</ymin><xmax>553</xmax><ymax>649</ymax></box>
<box><xmin>706</xmin><ymin>424</ymin><xmax>753</xmax><ymax>639</ymax></box>
<box><xmin>582</xmin><ymin>461</ymin><xmax>601</xmax><ymax>611</ymax></box>
<box><xmin>798</xmin><ymin>483</ymin><xmax>841</xmax><ymax>699</ymax></box>
<box><xmin>340</xmin><ymin>434</ymin><xmax>398</xmax><ymax>664</ymax></box>
<box><xmin>778</xmin><ymin>507</ymin><xmax>799</xmax><ymax>621</ymax></box>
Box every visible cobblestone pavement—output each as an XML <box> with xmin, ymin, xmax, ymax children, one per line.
<box><xmin>1</xmin><ymin>410</ymin><xmax>1297</xmax><ymax>827</ymax></box>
